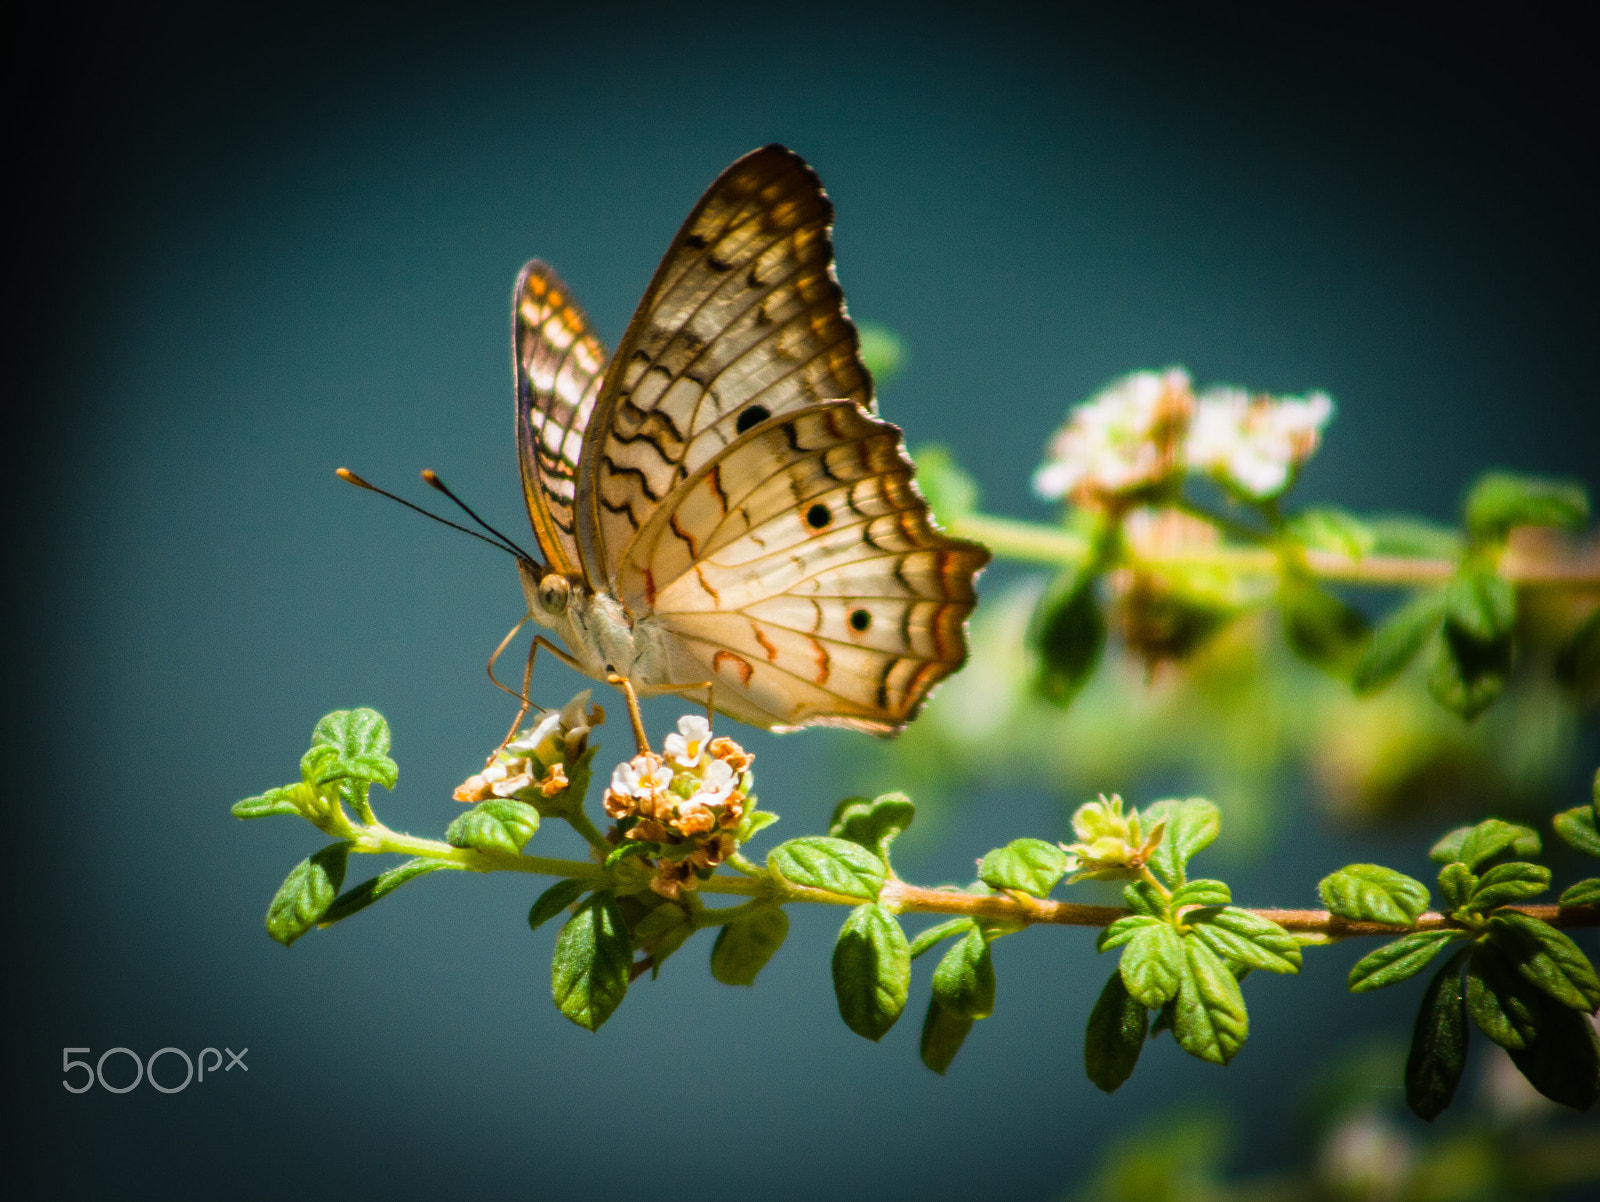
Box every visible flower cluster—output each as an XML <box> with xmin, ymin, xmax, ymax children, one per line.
<box><xmin>1060</xmin><ymin>794</ymin><xmax>1165</xmax><ymax>881</ymax></box>
<box><xmin>1034</xmin><ymin>370</ymin><xmax>1335</xmax><ymax>506</ymax></box>
<box><xmin>453</xmin><ymin>691</ymin><xmax>603</xmax><ymax>805</ymax></box>
<box><xmin>603</xmin><ymin>715</ymin><xmax>755</xmax><ymax>899</ymax></box>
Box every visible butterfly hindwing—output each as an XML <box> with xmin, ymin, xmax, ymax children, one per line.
<box><xmin>575</xmin><ymin>145</ymin><xmax>873</xmax><ymax>589</ymax></box>
<box><xmin>515</xmin><ymin>260</ymin><xmax>607</xmax><ymax>581</ymax></box>
<box><xmin>617</xmin><ymin>403</ymin><xmax>991</xmax><ymax>733</ymax></box>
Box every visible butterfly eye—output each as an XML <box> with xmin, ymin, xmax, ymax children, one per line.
<box><xmin>538</xmin><ymin>573</ymin><xmax>571</xmax><ymax>615</ymax></box>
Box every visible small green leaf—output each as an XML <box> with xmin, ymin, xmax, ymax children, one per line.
<box><xmin>1554</xmin><ymin>806</ymin><xmax>1600</xmax><ymax>859</ymax></box>
<box><xmin>710</xmin><ymin>907</ymin><xmax>790</xmax><ymax>987</ymax></box>
<box><xmin>304</xmin><ymin>707</ymin><xmax>398</xmax><ymax>790</ymax></box>
<box><xmin>734</xmin><ymin>809</ymin><xmax>779</xmax><ymax>845</ymax></box>
<box><xmin>1438</xmin><ymin>864</ymin><xmax>1478</xmax><ymax>910</ymax></box>
<box><xmin>1348</xmin><ymin>930</ymin><xmax>1461</xmax><ymax>993</ymax></box>
<box><xmin>769</xmin><ymin>837</ymin><xmax>887</xmax><ymax>901</ymax></box>
<box><xmin>828</xmin><ymin>793</ymin><xmax>915</xmax><ymax>860</ymax></box>
<box><xmin>603</xmin><ymin>840</ymin><xmax>655</xmax><ymax>868</ymax></box>
<box><xmin>978</xmin><ymin>838</ymin><xmax>1070</xmax><ymax>898</ymax></box>
<box><xmin>232</xmin><ymin>784</ymin><xmax>308</xmax><ymax>820</ymax></box>
<box><xmin>1435</xmin><ymin>818</ymin><xmax>1542</xmax><ymax>869</ymax></box>
<box><xmin>1443</xmin><ymin>571</ymin><xmax>1517</xmax><ymax>642</ymax></box>
<box><xmin>1466</xmin><ymin>942</ymin><xmax>1540</xmax><ymax>1051</ymax></box>
<box><xmin>1141</xmin><ymin>797</ymin><xmax>1221</xmax><ymax>888</ymax></box>
<box><xmin>633</xmin><ymin>902</ymin><xmax>693</xmax><ymax>974</ymax></box>
<box><xmin>910</xmin><ymin>918</ymin><xmax>974</xmax><ymax>960</ymax></box>
<box><xmin>1506</xmin><ymin>989</ymin><xmax>1600</xmax><ymax>1110</ymax></box>
<box><xmin>1367</xmin><ymin>515</ymin><xmax>1463</xmax><ymax>559</ymax></box>
<box><xmin>551</xmin><ymin>892</ymin><xmax>631</xmax><ymax>1032</ymax></box>
<box><xmin>1464</xmin><ymin>471</ymin><xmax>1590</xmax><ymax>543</ymax></box>
<box><xmin>832</xmin><ymin>903</ymin><xmax>910</xmax><ymax>1040</ymax></box>
<box><xmin>1171</xmin><ymin>934</ymin><xmax>1249</xmax><ymax>1065</ymax></box>
<box><xmin>1186</xmin><ymin>907</ymin><xmax>1302</xmax><ymax>974</ymax></box>
<box><xmin>856</xmin><ymin>322</ymin><xmax>904</xmax><ymax>385</ymax></box>
<box><xmin>1286</xmin><ymin>507</ymin><xmax>1377</xmax><ymax>559</ymax></box>
<box><xmin>527</xmin><ymin>879</ymin><xmax>589</xmax><ymax>932</ymax></box>
<box><xmin>1170</xmin><ymin>879</ymin><xmax>1232</xmax><ymax>910</ymax></box>
<box><xmin>1120</xmin><ymin>922</ymin><xmax>1184</xmax><ymax>1008</ymax></box>
<box><xmin>1559</xmin><ymin>879</ymin><xmax>1600</xmax><ymax>907</ymax></box>
<box><xmin>445</xmin><ymin>798</ymin><xmax>540</xmax><ymax>855</ymax></box>
<box><xmin>911</xmin><ymin>444</ymin><xmax>978</xmax><ymax>527</ymax></box>
<box><xmin>1463</xmin><ymin>861</ymin><xmax>1551</xmax><ymax>913</ymax></box>
<box><xmin>1084</xmin><ymin>970</ymin><xmax>1148</xmax><ymax>1093</ymax></box>
<box><xmin>919</xmin><ymin>996</ymin><xmax>974</xmax><ymax>1076</ymax></box>
<box><xmin>1352</xmin><ymin>589</ymin><xmax>1447</xmax><ymax>695</ymax></box>
<box><xmin>1281</xmin><ymin>580</ymin><xmax>1370</xmax><ymax>677</ymax></box>
<box><xmin>1318</xmin><ymin>864</ymin><xmax>1431</xmax><ymax>925</ymax></box>
<box><xmin>1488</xmin><ymin>911</ymin><xmax>1600</xmax><ymax>1012</ymax></box>
<box><xmin>1123</xmin><ymin>880</ymin><xmax>1168</xmax><ymax>919</ymax></box>
<box><xmin>1030</xmin><ymin>568</ymin><xmax>1106</xmax><ymax>708</ymax></box>
<box><xmin>1097</xmin><ymin>914</ymin><xmax>1161</xmax><ymax>952</ymax></box>
<box><xmin>320</xmin><ymin>858</ymin><xmax>446</xmax><ymax>926</ymax></box>
<box><xmin>1428</xmin><ymin>622</ymin><xmax>1513</xmax><ymax>720</ymax></box>
<box><xmin>265</xmin><ymin>842</ymin><xmax>351</xmax><ymax>947</ymax></box>
<box><xmin>1405</xmin><ymin>946</ymin><xmax>1472</xmax><ymax>1121</ymax></box>
<box><xmin>931</xmin><ymin>929</ymin><xmax>996</xmax><ymax>1020</ymax></box>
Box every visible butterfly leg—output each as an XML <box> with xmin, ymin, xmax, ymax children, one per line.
<box><xmin>487</xmin><ymin>618</ymin><xmax>587</xmax><ymax>760</ymax></box>
<box><xmin>650</xmin><ymin>680</ymin><xmax>716</xmax><ymax>727</ymax></box>
<box><xmin>606</xmin><ymin>673</ymin><xmax>653</xmax><ymax>757</ymax></box>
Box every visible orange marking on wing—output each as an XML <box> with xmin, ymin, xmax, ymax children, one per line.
<box><xmin>752</xmin><ymin>623</ymin><xmax>779</xmax><ymax>663</ymax></box>
<box><xmin>807</xmin><ymin>636</ymin><xmax>831</xmax><ymax>686</ymax></box>
<box><xmin>669</xmin><ymin>510</ymin><xmax>699</xmax><ymax>559</ymax></box>
<box><xmin>642</xmin><ymin>567</ymin><xmax>658</xmax><ymax>608</ymax></box>
<box><xmin>694</xmin><ymin>564</ymin><xmax>721</xmax><ymax>606</ymax></box>
<box><xmin>713</xmin><ymin>650</ymin><xmax>754</xmax><ymax>687</ymax></box>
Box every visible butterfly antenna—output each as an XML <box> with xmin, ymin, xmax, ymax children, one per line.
<box><xmin>336</xmin><ymin>468</ymin><xmax>534</xmax><ymax>563</ymax></box>
<box><xmin>420</xmin><ymin>470</ymin><xmax>537</xmax><ymax>563</ymax></box>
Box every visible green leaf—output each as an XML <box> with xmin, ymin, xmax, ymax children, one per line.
<box><xmin>1286</xmin><ymin>507</ymin><xmax>1377</xmax><ymax>559</ymax></box>
<box><xmin>911</xmin><ymin>444</ymin><xmax>978</xmax><ymax>527</ymax></box>
<box><xmin>1030</xmin><ymin>568</ymin><xmax>1106</xmax><ymax>707</ymax></box>
<box><xmin>1281</xmin><ymin>580</ymin><xmax>1370</xmax><ymax>677</ymax></box>
<box><xmin>445</xmin><ymin>798</ymin><xmax>540</xmax><ymax>855</ymax></box>
<box><xmin>1084</xmin><ymin>970</ymin><xmax>1148</xmax><ymax>1093</ymax></box>
<box><xmin>710</xmin><ymin>908</ymin><xmax>789</xmax><ymax>987</ymax></box>
<box><xmin>1097</xmin><ymin>914</ymin><xmax>1161</xmax><ymax>952</ymax></box>
<box><xmin>1367</xmin><ymin>515</ymin><xmax>1463</xmax><ymax>559</ymax></box>
<box><xmin>1352</xmin><ymin>589</ymin><xmax>1447</xmax><ymax>695</ymax></box>
<box><xmin>1433</xmin><ymin>818</ymin><xmax>1542</xmax><ymax>869</ymax></box>
<box><xmin>527</xmin><ymin>879</ymin><xmax>589</xmax><ymax>932</ymax></box>
<box><xmin>320</xmin><ymin>858</ymin><xmax>446</xmax><ymax>926</ymax></box>
<box><xmin>551</xmin><ymin>892</ymin><xmax>632</xmax><ymax>1032</ymax></box>
<box><xmin>303</xmin><ymin>707</ymin><xmax>398</xmax><ymax>790</ymax></box>
<box><xmin>1443</xmin><ymin>571</ymin><xmax>1517</xmax><ymax>642</ymax></box>
<box><xmin>1405</xmin><ymin>946</ymin><xmax>1472</xmax><ymax>1121</ymax></box>
<box><xmin>828</xmin><ymin>793</ymin><xmax>915</xmax><ymax>861</ymax></box>
<box><xmin>1463</xmin><ymin>861</ymin><xmax>1551</xmax><ymax>913</ymax></box>
<box><xmin>1488</xmin><ymin>911</ymin><xmax>1600</xmax><ymax>1012</ymax></box>
<box><xmin>232</xmin><ymin>784</ymin><xmax>308</xmax><ymax>820</ymax></box>
<box><xmin>978</xmin><ymin>838</ymin><xmax>1070</xmax><ymax>898</ymax></box>
<box><xmin>1555</xmin><ymin>607</ymin><xmax>1600</xmax><ymax>694</ymax></box>
<box><xmin>1464</xmin><ymin>471</ymin><xmax>1590</xmax><ymax>542</ymax></box>
<box><xmin>1318</xmin><ymin>864</ymin><xmax>1431</xmax><ymax>925</ymax></box>
<box><xmin>1428</xmin><ymin>621</ymin><xmax>1513</xmax><ymax>720</ymax></box>
<box><xmin>1559</xmin><ymin>879</ymin><xmax>1600</xmax><ymax>907</ymax></box>
<box><xmin>832</xmin><ymin>903</ymin><xmax>910</xmax><ymax>1041</ymax></box>
<box><xmin>1437</xmin><ymin>864</ymin><xmax>1478</xmax><ymax>910</ymax></box>
<box><xmin>1466</xmin><ymin>941</ymin><xmax>1541</xmax><ymax>1051</ymax></box>
<box><xmin>603</xmin><ymin>840</ymin><xmax>655</xmax><ymax>869</ymax></box>
<box><xmin>1554</xmin><ymin>805</ymin><xmax>1600</xmax><ymax>859</ymax></box>
<box><xmin>931</xmin><ymin>929</ymin><xmax>996</xmax><ymax>1020</ymax></box>
<box><xmin>1123</xmin><ymin>880</ymin><xmax>1168</xmax><ymax>919</ymax></box>
<box><xmin>1186</xmin><ymin>907</ymin><xmax>1302</xmax><ymax>974</ymax></box>
<box><xmin>856</xmin><ymin>321</ymin><xmax>904</xmax><ymax>385</ymax></box>
<box><xmin>918</xmin><ymin>997</ymin><xmax>974</xmax><ymax>1076</ymax></box>
<box><xmin>1120</xmin><ymin>922</ymin><xmax>1184</xmax><ymax>1008</ymax></box>
<box><xmin>1506</xmin><ymin>989</ymin><xmax>1600</xmax><ymax>1110</ymax></box>
<box><xmin>1348</xmin><ymin>930</ymin><xmax>1461</xmax><ymax>993</ymax></box>
<box><xmin>910</xmin><ymin>918</ymin><xmax>974</xmax><ymax>960</ymax></box>
<box><xmin>1141</xmin><ymin>798</ymin><xmax>1221</xmax><ymax>887</ymax></box>
<box><xmin>264</xmin><ymin>842</ymin><xmax>351</xmax><ymax>947</ymax></box>
<box><xmin>733</xmin><ymin>809</ymin><xmax>780</xmax><ymax>845</ymax></box>
<box><xmin>769</xmin><ymin>837</ymin><xmax>886</xmax><ymax>901</ymax></box>
<box><xmin>1170</xmin><ymin>879</ymin><xmax>1232</xmax><ymax>910</ymax></box>
<box><xmin>1171</xmin><ymin>934</ymin><xmax>1249</xmax><ymax>1065</ymax></box>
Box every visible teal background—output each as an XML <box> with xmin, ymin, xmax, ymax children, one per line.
<box><xmin>12</xmin><ymin>3</ymin><xmax>1596</xmax><ymax>1197</ymax></box>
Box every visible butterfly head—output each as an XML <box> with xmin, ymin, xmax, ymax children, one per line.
<box><xmin>517</xmin><ymin>558</ymin><xmax>574</xmax><ymax>618</ymax></box>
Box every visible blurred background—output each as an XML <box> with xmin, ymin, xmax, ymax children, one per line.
<box><xmin>9</xmin><ymin>2</ymin><xmax>1598</xmax><ymax>1198</ymax></box>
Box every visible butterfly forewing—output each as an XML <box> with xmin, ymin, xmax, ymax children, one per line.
<box><xmin>575</xmin><ymin>144</ymin><xmax>873</xmax><ymax>590</ymax></box>
<box><xmin>618</xmin><ymin>403</ymin><xmax>990</xmax><ymax>733</ymax></box>
<box><xmin>514</xmin><ymin>260</ymin><xmax>607</xmax><ymax>580</ymax></box>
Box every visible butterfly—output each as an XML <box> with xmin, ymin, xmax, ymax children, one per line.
<box><xmin>509</xmin><ymin>144</ymin><xmax>989</xmax><ymax>735</ymax></box>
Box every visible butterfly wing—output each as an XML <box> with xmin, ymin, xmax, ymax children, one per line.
<box><xmin>616</xmin><ymin>402</ymin><xmax>990</xmax><ymax>733</ymax></box>
<box><xmin>573</xmin><ymin>144</ymin><xmax>873</xmax><ymax>589</ymax></box>
<box><xmin>514</xmin><ymin>260</ymin><xmax>607</xmax><ymax>581</ymax></box>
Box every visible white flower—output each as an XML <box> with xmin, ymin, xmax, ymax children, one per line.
<box><xmin>1186</xmin><ymin>387</ymin><xmax>1334</xmax><ymax>499</ymax></box>
<box><xmin>694</xmin><ymin>758</ymin><xmax>738</xmax><ymax>806</ymax></box>
<box><xmin>505</xmin><ymin>709</ymin><xmax>564</xmax><ymax>765</ymax></box>
<box><xmin>609</xmin><ymin>755</ymin><xmax>673</xmax><ymax>799</ymax></box>
<box><xmin>663</xmin><ymin>714</ymin><xmax>713</xmax><ymax>769</ymax></box>
<box><xmin>1033</xmin><ymin>369</ymin><xmax>1194</xmax><ymax>502</ymax></box>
